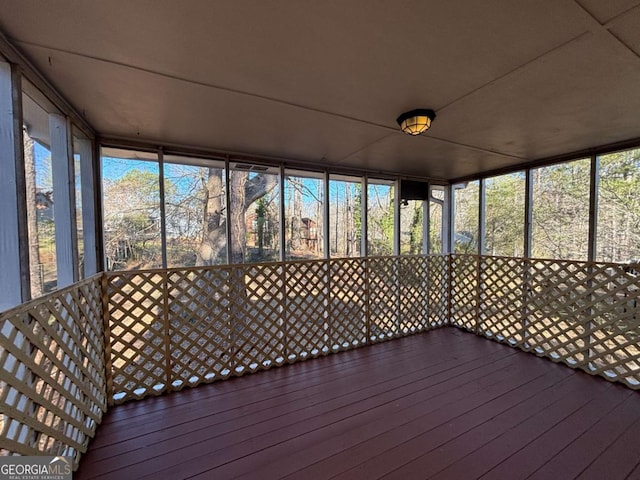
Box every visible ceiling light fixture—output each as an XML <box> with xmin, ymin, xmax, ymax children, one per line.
<box><xmin>396</xmin><ymin>109</ymin><xmax>436</xmax><ymax>135</ymax></box>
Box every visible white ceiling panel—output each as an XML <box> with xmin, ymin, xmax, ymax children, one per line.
<box><xmin>608</xmin><ymin>6</ymin><xmax>640</xmax><ymax>57</ymax></box>
<box><xmin>21</xmin><ymin>45</ymin><xmax>392</xmax><ymax>167</ymax></box>
<box><xmin>428</xmin><ymin>30</ymin><xmax>640</xmax><ymax>162</ymax></box>
<box><xmin>575</xmin><ymin>0</ymin><xmax>640</xmax><ymax>23</ymax></box>
<box><xmin>1</xmin><ymin>0</ymin><xmax>587</xmax><ymax>121</ymax></box>
<box><xmin>341</xmin><ymin>133</ymin><xmax>523</xmax><ymax>180</ymax></box>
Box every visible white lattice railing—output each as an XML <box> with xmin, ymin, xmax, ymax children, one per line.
<box><xmin>103</xmin><ymin>253</ymin><xmax>640</xmax><ymax>404</ymax></box>
<box><xmin>450</xmin><ymin>254</ymin><xmax>640</xmax><ymax>390</ymax></box>
<box><xmin>104</xmin><ymin>255</ymin><xmax>446</xmax><ymax>404</ymax></box>
<box><xmin>0</xmin><ymin>275</ymin><xmax>106</xmax><ymax>469</ymax></box>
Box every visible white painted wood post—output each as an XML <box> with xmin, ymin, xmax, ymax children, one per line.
<box><xmin>49</xmin><ymin>113</ymin><xmax>78</xmax><ymax>287</ymax></box>
<box><xmin>361</xmin><ymin>176</ymin><xmax>368</xmax><ymax>257</ymax></box>
<box><xmin>0</xmin><ymin>61</ymin><xmax>29</xmax><ymax>310</ymax></box>
<box><xmin>393</xmin><ymin>179</ymin><xmax>401</xmax><ymax>256</ymax></box>
<box><xmin>78</xmin><ymin>137</ymin><xmax>98</xmax><ymax>276</ymax></box>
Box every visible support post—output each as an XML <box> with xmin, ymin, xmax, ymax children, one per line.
<box><xmin>50</xmin><ymin>113</ymin><xmax>78</xmax><ymax>287</ymax></box>
<box><xmin>361</xmin><ymin>176</ymin><xmax>368</xmax><ymax>257</ymax></box>
<box><xmin>0</xmin><ymin>61</ymin><xmax>29</xmax><ymax>309</ymax></box>
<box><xmin>477</xmin><ymin>180</ymin><xmax>486</xmax><ymax>333</ymax></box>
<box><xmin>323</xmin><ymin>171</ymin><xmax>330</xmax><ymax>259</ymax></box>
<box><xmin>585</xmin><ymin>155</ymin><xmax>600</xmax><ymax>369</ymax></box>
<box><xmin>93</xmin><ymin>141</ymin><xmax>105</xmax><ymax>273</ymax></box>
<box><xmin>225</xmin><ymin>156</ymin><xmax>232</xmax><ymax>264</ymax></box>
<box><xmin>521</xmin><ymin>169</ymin><xmax>534</xmax><ymax>348</ymax></box>
<box><xmin>78</xmin><ymin>137</ymin><xmax>98</xmax><ymax>276</ymax></box>
<box><xmin>158</xmin><ymin>148</ymin><xmax>168</xmax><ymax>268</ymax></box>
<box><xmin>279</xmin><ymin>164</ymin><xmax>286</xmax><ymax>262</ymax></box>
<box><xmin>478</xmin><ymin>179</ymin><xmax>486</xmax><ymax>255</ymax></box>
<box><xmin>394</xmin><ymin>179</ymin><xmax>401</xmax><ymax>256</ymax></box>
<box><xmin>443</xmin><ymin>184</ymin><xmax>454</xmax><ymax>254</ymax></box>
<box><xmin>524</xmin><ymin>170</ymin><xmax>533</xmax><ymax>258</ymax></box>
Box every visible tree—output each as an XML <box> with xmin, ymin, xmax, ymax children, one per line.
<box><xmin>196</xmin><ymin>168</ymin><xmax>227</xmax><ymax>265</ymax></box>
<box><xmin>197</xmin><ymin>169</ymin><xmax>277</xmax><ymax>266</ymax></box>
<box><xmin>597</xmin><ymin>150</ymin><xmax>640</xmax><ymax>262</ymax></box>
<box><xmin>23</xmin><ymin>132</ymin><xmax>43</xmax><ymax>296</ymax></box>
<box><xmin>367</xmin><ymin>185</ymin><xmax>394</xmax><ymax>256</ymax></box>
<box><xmin>531</xmin><ymin>160</ymin><xmax>590</xmax><ymax>260</ymax></box>
<box><xmin>409</xmin><ymin>204</ymin><xmax>423</xmax><ymax>254</ymax></box>
<box><xmin>102</xmin><ymin>168</ymin><xmax>164</xmax><ymax>269</ymax></box>
<box><xmin>485</xmin><ymin>174</ymin><xmax>524</xmax><ymax>257</ymax></box>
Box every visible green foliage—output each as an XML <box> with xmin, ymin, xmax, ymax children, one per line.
<box><xmin>104</xmin><ymin>167</ymin><xmax>168</xmax><ymax>269</ymax></box>
<box><xmin>485</xmin><ymin>173</ymin><xmax>524</xmax><ymax>257</ymax></box>
<box><xmin>409</xmin><ymin>204</ymin><xmax>423</xmax><ymax>254</ymax></box>
<box><xmin>353</xmin><ymin>183</ymin><xmax>362</xmax><ymax>246</ymax></box>
<box><xmin>597</xmin><ymin>150</ymin><xmax>640</xmax><ymax>262</ymax></box>
<box><xmin>367</xmin><ymin>186</ymin><xmax>394</xmax><ymax>256</ymax></box>
<box><xmin>255</xmin><ymin>197</ymin><xmax>267</xmax><ymax>254</ymax></box>
<box><xmin>531</xmin><ymin>159</ymin><xmax>590</xmax><ymax>260</ymax></box>
<box><xmin>453</xmin><ymin>149</ymin><xmax>640</xmax><ymax>263</ymax></box>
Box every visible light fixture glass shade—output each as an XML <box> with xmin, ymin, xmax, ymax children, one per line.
<box><xmin>396</xmin><ymin>109</ymin><xmax>436</xmax><ymax>135</ymax></box>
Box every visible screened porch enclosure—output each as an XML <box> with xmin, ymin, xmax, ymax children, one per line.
<box><xmin>2</xmin><ymin>1</ymin><xmax>640</xmax><ymax>477</ymax></box>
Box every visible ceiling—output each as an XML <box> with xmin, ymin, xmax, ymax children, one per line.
<box><xmin>2</xmin><ymin>0</ymin><xmax>640</xmax><ymax>181</ymax></box>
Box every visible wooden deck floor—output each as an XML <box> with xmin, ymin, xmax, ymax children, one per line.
<box><xmin>77</xmin><ymin>328</ymin><xmax>640</xmax><ymax>480</ymax></box>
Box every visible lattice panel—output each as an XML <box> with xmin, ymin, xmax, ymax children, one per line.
<box><xmin>99</xmin><ymin>254</ymin><xmax>640</xmax><ymax>409</ymax></box>
<box><xmin>479</xmin><ymin>256</ymin><xmax>525</xmax><ymax>345</ymax></box>
<box><xmin>106</xmin><ymin>271</ymin><xmax>167</xmax><ymax>403</ymax></box>
<box><xmin>329</xmin><ymin>259</ymin><xmax>367</xmax><ymax>350</ymax></box>
<box><xmin>166</xmin><ymin>268</ymin><xmax>233</xmax><ymax>390</ymax></box>
<box><xmin>284</xmin><ymin>260</ymin><xmax>330</xmax><ymax>360</ymax></box>
<box><xmin>526</xmin><ymin>260</ymin><xmax>590</xmax><ymax>366</ymax></box>
<box><xmin>399</xmin><ymin>256</ymin><xmax>430</xmax><ymax>333</ymax></box>
<box><xmin>585</xmin><ymin>263</ymin><xmax>640</xmax><ymax>387</ymax></box>
<box><xmin>231</xmin><ymin>264</ymin><xmax>284</xmax><ymax>374</ymax></box>
<box><xmin>450</xmin><ymin>255</ymin><xmax>479</xmax><ymax>331</ymax></box>
<box><xmin>427</xmin><ymin>255</ymin><xmax>448</xmax><ymax>327</ymax></box>
<box><xmin>0</xmin><ymin>276</ymin><xmax>106</xmax><ymax>470</ymax></box>
<box><xmin>368</xmin><ymin>257</ymin><xmax>400</xmax><ymax>342</ymax></box>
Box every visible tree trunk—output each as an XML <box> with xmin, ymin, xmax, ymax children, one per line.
<box><xmin>24</xmin><ymin>134</ymin><xmax>43</xmax><ymax>297</ymax></box>
<box><xmin>196</xmin><ymin>168</ymin><xmax>226</xmax><ymax>266</ymax></box>
<box><xmin>292</xmin><ymin>180</ymin><xmax>302</xmax><ymax>251</ymax></box>
<box><xmin>229</xmin><ymin>172</ymin><xmax>248</xmax><ymax>264</ymax></box>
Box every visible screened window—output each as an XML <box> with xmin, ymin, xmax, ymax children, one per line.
<box><xmin>429</xmin><ymin>187</ymin><xmax>444</xmax><ymax>254</ymax></box>
<box><xmin>453</xmin><ymin>181</ymin><xmax>480</xmax><ymax>254</ymax></box>
<box><xmin>284</xmin><ymin>170</ymin><xmax>324</xmax><ymax>260</ymax></box>
<box><xmin>485</xmin><ymin>172</ymin><xmax>525</xmax><ymax>257</ymax></box>
<box><xmin>23</xmin><ymin>91</ymin><xmax>57</xmax><ymax>296</ymax></box>
<box><xmin>72</xmin><ymin>132</ymin><xmax>89</xmax><ymax>278</ymax></box>
<box><xmin>101</xmin><ymin>148</ymin><xmax>162</xmax><ymax>271</ymax></box>
<box><xmin>367</xmin><ymin>180</ymin><xmax>394</xmax><ymax>256</ymax></box>
<box><xmin>164</xmin><ymin>155</ymin><xmax>226</xmax><ymax>267</ymax></box>
<box><xmin>329</xmin><ymin>175</ymin><xmax>362</xmax><ymax>258</ymax></box>
<box><xmin>229</xmin><ymin>164</ymin><xmax>280</xmax><ymax>264</ymax></box>
<box><xmin>400</xmin><ymin>200</ymin><xmax>424</xmax><ymax>254</ymax></box>
<box><xmin>531</xmin><ymin>159</ymin><xmax>590</xmax><ymax>260</ymax></box>
<box><xmin>597</xmin><ymin>148</ymin><xmax>640</xmax><ymax>263</ymax></box>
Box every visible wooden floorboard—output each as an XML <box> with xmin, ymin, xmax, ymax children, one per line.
<box><xmin>76</xmin><ymin>328</ymin><xmax>640</xmax><ymax>480</ymax></box>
